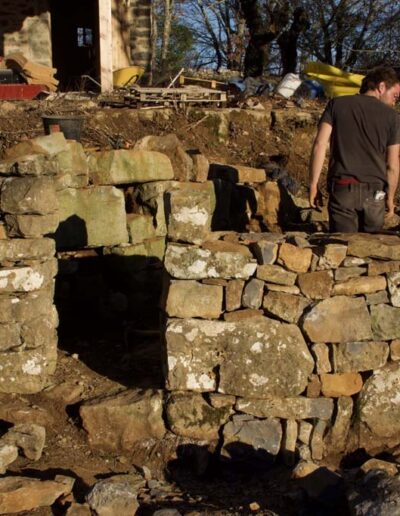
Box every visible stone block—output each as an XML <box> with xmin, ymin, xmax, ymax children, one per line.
<box><xmin>88</xmin><ymin>149</ymin><xmax>174</xmax><ymax>184</ymax></box>
<box><xmin>0</xmin><ymin>444</ymin><xmax>18</xmax><ymax>474</ymax></box>
<box><xmin>335</xmin><ymin>266</ymin><xmax>365</xmax><ymax>282</ymax></box>
<box><xmin>189</xmin><ymin>152</ymin><xmax>209</xmax><ymax>182</ymax></box>
<box><xmin>360</xmin><ymin>459</ymin><xmax>398</xmax><ymax>476</ymax></box>
<box><xmin>21</xmin><ymin>312</ymin><xmax>58</xmax><ymax>349</ymax></box>
<box><xmin>242</xmin><ymin>278</ymin><xmax>264</xmax><ymax>309</ymax></box>
<box><xmin>320</xmin><ymin>373</ymin><xmax>363</xmax><ymax>397</ymax></box>
<box><xmin>0</xmin><ymin>154</ymin><xmax>59</xmax><ymax>177</ymax></box>
<box><xmin>311</xmin><ymin>343</ymin><xmax>331</xmax><ymax>374</ymax></box>
<box><xmin>358</xmin><ymin>365</ymin><xmax>400</xmax><ymax>439</ymax></box>
<box><xmin>332</xmin><ymin>341</ymin><xmax>389</xmax><ymax>372</ymax></box>
<box><xmin>263</xmin><ymin>291</ymin><xmax>310</xmax><ymax>323</ymax></box>
<box><xmin>56</xmin><ymin>186</ymin><xmax>129</xmax><ymax>248</ymax></box>
<box><xmin>235</xmin><ymin>397</ymin><xmax>333</xmax><ymax>420</ymax></box>
<box><xmin>251</xmin><ymin>240</ymin><xmax>278</xmax><ymax>265</ymax></box>
<box><xmin>4</xmin><ymin>133</ymin><xmax>68</xmax><ymax>159</ymax></box>
<box><xmin>347</xmin><ymin>233</ymin><xmax>400</xmax><ymax>260</ymax></box>
<box><xmin>164</xmin><ymin>243</ymin><xmax>257</xmax><ymax>280</ymax></box>
<box><xmin>1</xmin><ymin>177</ymin><xmax>57</xmax><ymax>215</ymax></box>
<box><xmin>53</xmin><ymin>140</ymin><xmax>89</xmax><ymax>188</ymax></box>
<box><xmin>225</xmin><ymin>280</ymin><xmax>245</xmax><ymax>311</ymax></box>
<box><xmin>369</xmin><ymin>260</ymin><xmax>400</xmax><ymax>276</ymax></box>
<box><xmin>80</xmin><ymin>389</ymin><xmax>166</xmax><ymax>451</ymax></box>
<box><xmin>165</xmin><ymin>317</ymin><xmax>314</xmax><ymax>397</ymax></box>
<box><xmin>0</xmin><ymin>291</ymin><xmax>55</xmax><ymax>323</ymax></box>
<box><xmin>278</xmin><ymin>243</ymin><xmax>312</xmax><ymax>273</ymax></box>
<box><xmin>365</xmin><ymin>290</ymin><xmax>389</xmax><ymax>305</ymax></box>
<box><xmin>310</xmin><ymin>420</ymin><xmax>327</xmax><ymax>460</ymax></box>
<box><xmin>166</xmin><ymin>280</ymin><xmax>223</xmax><ymax>319</ymax></box>
<box><xmin>254</xmin><ymin>181</ymin><xmax>281</xmax><ymax>232</ymax></box>
<box><xmin>0</xmin><ymin>262</ymin><xmax>56</xmax><ymax>293</ymax></box>
<box><xmin>126</xmin><ymin>214</ymin><xmax>156</xmax><ymax>244</ymax></box>
<box><xmin>0</xmin><ymin>342</ymin><xmax>57</xmax><ymax>394</ymax></box>
<box><xmin>303</xmin><ymin>296</ymin><xmax>373</xmax><ymax>343</ymax></box>
<box><xmin>2</xmin><ymin>423</ymin><xmax>46</xmax><ymax>460</ymax></box>
<box><xmin>0</xmin><ymin>239</ymin><xmax>55</xmax><ymax>262</ymax></box>
<box><xmin>333</xmin><ymin>276</ymin><xmax>386</xmax><ymax>296</ymax></box>
<box><xmin>282</xmin><ymin>419</ymin><xmax>297</xmax><ymax>464</ymax></box>
<box><xmin>298</xmin><ymin>421</ymin><xmax>313</xmax><ymax>445</ymax></box>
<box><xmin>371</xmin><ymin>304</ymin><xmax>400</xmax><ymax>340</ymax></box>
<box><xmin>166</xmin><ymin>392</ymin><xmax>230</xmax><ymax>440</ymax></box>
<box><xmin>307</xmin><ymin>375</ymin><xmax>322</xmax><ymax>398</ymax></box>
<box><xmin>325</xmin><ymin>397</ymin><xmax>353</xmax><ymax>453</ymax></box>
<box><xmin>256</xmin><ymin>264</ymin><xmax>297</xmax><ymax>285</ymax></box>
<box><xmin>316</xmin><ymin>243</ymin><xmax>347</xmax><ymax>269</ymax></box>
<box><xmin>222</xmin><ymin>415</ymin><xmax>282</xmax><ymax>461</ymax></box>
<box><xmin>167</xmin><ymin>186</ymin><xmax>214</xmax><ymax>244</ymax></box>
<box><xmin>297</xmin><ymin>270</ymin><xmax>333</xmax><ymax>299</ymax></box>
<box><xmin>86</xmin><ymin>476</ymin><xmax>139</xmax><ymax>516</ymax></box>
<box><xmin>134</xmin><ymin>133</ymin><xmax>193</xmax><ymax>181</ymax></box>
<box><xmin>391</xmin><ymin>340</ymin><xmax>400</xmax><ymax>361</ymax></box>
<box><xmin>5</xmin><ymin>213</ymin><xmax>59</xmax><ymax>238</ymax></box>
<box><xmin>0</xmin><ymin>475</ymin><xmax>72</xmax><ymax>514</ymax></box>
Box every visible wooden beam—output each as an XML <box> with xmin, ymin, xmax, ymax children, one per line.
<box><xmin>98</xmin><ymin>0</ymin><xmax>113</xmax><ymax>92</ymax></box>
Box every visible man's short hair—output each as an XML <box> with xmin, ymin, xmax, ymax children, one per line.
<box><xmin>360</xmin><ymin>66</ymin><xmax>400</xmax><ymax>94</ymax></box>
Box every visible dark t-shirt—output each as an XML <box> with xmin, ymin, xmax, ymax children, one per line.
<box><xmin>320</xmin><ymin>94</ymin><xmax>400</xmax><ymax>186</ymax></box>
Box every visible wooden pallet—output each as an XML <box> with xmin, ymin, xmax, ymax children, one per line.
<box><xmin>178</xmin><ymin>75</ymin><xmax>228</xmax><ymax>91</ymax></box>
<box><xmin>124</xmin><ymin>85</ymin><xmax>227</xmax><ymax>107</ymax></box>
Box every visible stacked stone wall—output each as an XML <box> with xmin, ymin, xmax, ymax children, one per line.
<box><xmin>2</xmin><ymin>130</ymin><xmax>400</xmax><ymax>466</ymax></box>
<box><xmin>163</xmin><ymin>230</ymin><xmax>400</xmax><ymax>461</ymax></box>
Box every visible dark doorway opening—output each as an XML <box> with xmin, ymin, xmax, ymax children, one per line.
<box><xmin>50</xmin><ymin>0</ymin><xmax>100</xmax><ymax>91</ymax></box>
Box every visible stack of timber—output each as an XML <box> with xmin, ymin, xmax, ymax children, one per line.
<box><xmin>124</xmin><ymin>84</ymin><xmax>227</xmax><ymax>107</ymax></box>
<box><xmin>5</xmin><ymin>53</ymin><xmax>58</xmax><ymax>92</ymax></box>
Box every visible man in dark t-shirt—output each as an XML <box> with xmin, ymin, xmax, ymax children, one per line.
<box><xmin>309</xmin><ymin>66</ymin><xmax>400</xmax><ymax>232</ymax></box>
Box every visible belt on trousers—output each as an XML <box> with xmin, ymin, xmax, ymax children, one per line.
<box><xmin>334</xmin><ymin>178</ymin><xmax>360</xmax><ymax>185</ymax></box>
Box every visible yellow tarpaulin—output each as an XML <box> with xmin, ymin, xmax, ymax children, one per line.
<box><xmin>304</xmin><ymin>62</ymin><xmax>365</xmax><ymax>97</ymax></box>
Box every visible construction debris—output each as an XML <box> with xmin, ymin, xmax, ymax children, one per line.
<box><xmin>123</xmin><ymin>85</ymin><xmax>227</xmax><ymax>108</ymax></box>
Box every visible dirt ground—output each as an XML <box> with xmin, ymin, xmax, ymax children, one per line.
<box><xmin>0</xmin><ymin>95</ymin><xmax>344</xmax><ymax>515</ymax></box>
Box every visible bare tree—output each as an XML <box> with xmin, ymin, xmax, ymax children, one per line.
<box><xmin>160</xmin><ymin>0</ymin><xmax>174</xmax><ymax>74</ymax></box>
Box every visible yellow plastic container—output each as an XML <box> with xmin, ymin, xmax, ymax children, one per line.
<box><xmin>304</xmin><ymin>62</ymin><xmax>365</xmax><ymax>97</ymax></box>
<box><xmin>113</xmin><ymin>66</ymin><xmax>144</xmax><ymax>88</ymax></box>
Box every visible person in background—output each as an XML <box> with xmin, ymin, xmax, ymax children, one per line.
<box><xmin>309</xmin><ymin>66</ymin><xmax>400</xmax><ymax>232</ymax></box>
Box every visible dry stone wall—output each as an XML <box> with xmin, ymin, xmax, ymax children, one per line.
<box><xmin>163</xmin><ymin>231</ymin><xmax>400</xmax><ymax>461</ymax></box>
<box><xmin>2</xmin><ymin>130</ymin><xmax>400</xmax><ymax>467</ymax></box>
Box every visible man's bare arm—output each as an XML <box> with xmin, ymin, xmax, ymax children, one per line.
<box><xmin>386</xmin><ymin>144</ymin><xmax>400</xmax><ymax>216</ymax></box>
<box><xmin>309</xmin><ymin>122</ymin><xmax>332</xmax><ymax>207</ymax></box>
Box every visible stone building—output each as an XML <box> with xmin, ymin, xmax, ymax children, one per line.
<box><xmin>0</xmin><ymin>0</ymin><xmax>152</xmax><ymax>91</ymax></box>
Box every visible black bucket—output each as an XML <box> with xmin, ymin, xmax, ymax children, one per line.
<box><xmin>42</xmin><ymin>114</ymin><xmax>84</xmax><ymax>141</ymax></box>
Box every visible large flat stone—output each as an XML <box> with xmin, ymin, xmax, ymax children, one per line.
<box><xmin>166</xmin><ymin>280</ymin><xmax>223</xmax><ymax>318</ymax></box>
<box><xmin>235</xmin><ymin>397</ymin><xmax>334</xmax><ymax>420</ymax></box>
<box><xmin>165</xmin><ymin>317</ymin><xmax>314</xmax><ymax>397</ymax></box>
<box><xmin>332</xmin><ymin>341</ymin><xmax>389</xmax><ymax>373</ymax></box>
<box><xmin>164</xmin><ymin>243</ymin><xmax>257</xmax><ymax>280</ymax></box>
<box><xmin>320</xmin><ymin>373</ymin><xmax>363</xmax><ymax>397</ymax></box>
<box><xmin>0</xmin><ymin>262</ymin><xmax>56</xmax><ymax>293</ymax></box>
<box><xmin>80</xmin><ymin>389</ymin><xmax>166</xmax><ymax>451</ymax></box>
<box><xmin>347</xmin><ymin>233</ymin><xmax>400</xmax><ymax>260</ymax></box>
<box><xmin>166</xmin><ymin>392</ymin><xmax>231</xmax><ymax>440</ymax></box>
<box><xmin>56</xmin><ymin>186</ymin><xmax>129</xmax><ymax>248</ymax></box>
<box><xmin>0</xmin><ymin>239</ymin><xmax>55</xmax><ymax>262</ymax></box>
<box><xmin>88</xmin><ymin>149</ymin><xmax>174</xmax><ymax>184</ymax></box>
<box><xmin>302</xmin><ymin>296</ymin><xmax>373</xmax><ymax>343</ymax></box>
<box><xmin>256</xmin><ymin>264</ymin><xmax>296</xmax><ymax>285</ymax></box>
